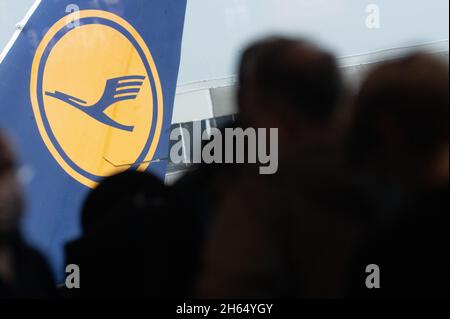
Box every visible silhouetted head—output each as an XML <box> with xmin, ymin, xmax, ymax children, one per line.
<box><xmin>81</xmin><ymin>170</ymin><xmax>167</xmax><ymax>235</ymax></box>
<box><xmin>0</xmin><ymin>131</ymin><xmax>23</xmax><ymax>241</ymax></box>
<box><xmin>238</xmin><ymin>37</ymin><xmax>343</xmax><ymax>132</ymax></box>
<box><xmin>350</xmin><ymin>53</ymin><xmax>449</xmax><ymax>187</ymax></box>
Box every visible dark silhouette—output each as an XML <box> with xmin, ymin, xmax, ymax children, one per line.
<box><xmin>348</xmin><ymin>53</ymin><xmax>449</xmax><ymax>298</ymax></box>
<box><xmin>0</xmin><ymin>131</ymin><xmax>56</xmax><ymax>298</ymax></box>
<box><xmin>1</xmin><ymin>37</ymin><xmax>447</xmax><ymax>300</ymax></box>
<box><xmin>237</xmin><ymin>37</ymin><xmax>346</xmax><ymax>156</ymax></box>
<box><xmin>194</xmin><ymin>37</ymin><xmax>365</xmax><ymax>298</ymax></box>
<box><xmin>64</xmin><ymin>170</ymin><xmax>195</xmax><ymax>298</ymax></box>
<box><xmin>171</xmin><ymin>124</ymin><xmax>243</xmax><ymax>295</ymax></box>
<box><xmin>238</xmin><ymin>37</ymin><xmax>343</xmax><ymax>125</ymax></box>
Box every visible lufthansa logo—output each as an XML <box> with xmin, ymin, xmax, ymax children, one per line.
<box><xmin>30</xmin><ymin>10</ymin><xmax>163</xmax><ymax>188</ymax></box>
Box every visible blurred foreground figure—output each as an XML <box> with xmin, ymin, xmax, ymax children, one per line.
<box><xmin>64</xmin><ymin>171</ymin><xmax>194</xmax><ymax>298</ymax></box>
<box><xmin>0</xmin><ymin>131</ymin><xmax>55</xmax><ymax>298</ymax></box>
<box><xmin>349</xmin><ymin>53</ymin><xmax>449</xmax><ymax>298</ymax></box>
<box><xmin>238</xmin><ymin>37</ymin><xmax>346</xmax><ymax>156</ymax></box>
<box><xmin>195</xmin><ymin>38</ymin><xmax>364</xmax><ymax>298</ymax></box>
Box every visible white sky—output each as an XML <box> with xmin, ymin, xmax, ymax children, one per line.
<box><xmin>1</xmin><ymin>0</ymin><xmax>449</xmax><ymax>85</ymax></box>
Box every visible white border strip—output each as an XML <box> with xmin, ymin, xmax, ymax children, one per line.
<box><xmin>176</xmin><ymin>39</ymin><xmax>449</xmax><ymax>94</ymax></box>
<box><xmin>338</xmin><ymin>39</ymin><xmax>449</xmax><ymax>68</ymax></box>
<box><xmin>0</xmin><ymin>0</ymin><xmax>42</xmax><ymax>65</ymax></box>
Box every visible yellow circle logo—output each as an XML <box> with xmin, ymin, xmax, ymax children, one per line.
<box><xmin>30</xmin><ymin>10</ymin><xmax>163</xmax><ymax>188</ymax></box>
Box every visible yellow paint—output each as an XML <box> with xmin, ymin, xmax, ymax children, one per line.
<box><xmin>30</xmin><ymin>10</ymin><xmax>163</xmax><ymax>188</ymax></box>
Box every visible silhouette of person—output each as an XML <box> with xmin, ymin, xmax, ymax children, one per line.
<box><xmin>0</xmin><ymin>130</ymin><xmax>56</xmax><ymax>298</ymax></box>
<box><xmin>348</xmin><ymin>53</ymin><xmax>449</xmax><ymax>298</ymax></box>
<box><xmin>64</xmin><ymin>170</ymin><xmax>194</xmax><ymax>298</ymax></box>
<box><xmin>195</xmin><ymin>37</ymin><xmax>365</xmax><ymax>298</ymax></box>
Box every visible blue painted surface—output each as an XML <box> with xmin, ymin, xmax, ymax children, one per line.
<box><xmin>0</xmin><ymin>0</ymin><xmax>187</xmax><ymax>281</ymax></box>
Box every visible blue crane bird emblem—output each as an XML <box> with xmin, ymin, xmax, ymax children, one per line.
<box><xmin>45</xmin><ymin>75</ymin><xmax>146</xmax><ymax>132</ymax></box>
